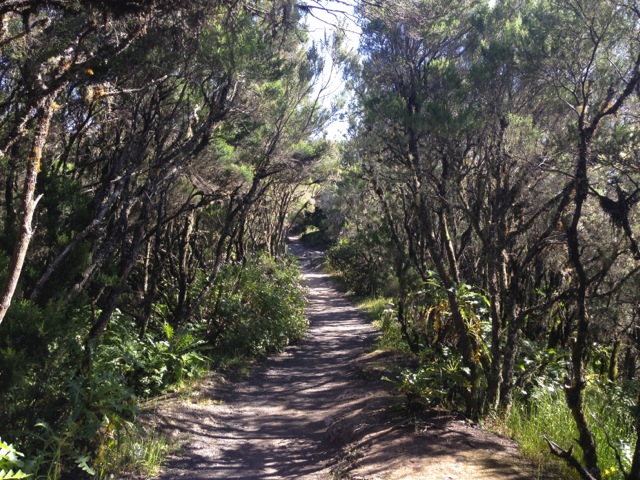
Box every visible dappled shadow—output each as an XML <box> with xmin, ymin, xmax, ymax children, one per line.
<box><xmin>149</xmin><ymin>238</ymin><xmax>534</xmax><ymax>480</ymax></box>
<box><xmin>344</xmin><ymin>408</ymin><xmax>535</xmax><ymax>480</ymax></box>
<box><xmin>153</xmin><ymin>238</ymin><xmax>378</xmax><ymax>479</ymax></box>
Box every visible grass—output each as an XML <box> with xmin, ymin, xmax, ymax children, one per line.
<box><xmin>357</xmin><ymin>297</ymin><xmax>390</xmax><ymax>321</ymax></box>
<box><xmin>100</xmin><ymin>424</ymin><xmax>177</xmax><ymax>479</ymax></box>
<box><xmin>357</xmin><ymin>297</ymin><xmax>412</xmax><ymax>354</ymax></box>
<box><xmin>505</xmin><ymin>389</ymin><xmax>580</xmax><ymax>479</ymax></box>
<box><xmin>501</xmin><ymin>379</ymin><xmax>637</xmax><ymax>480</ymax></box>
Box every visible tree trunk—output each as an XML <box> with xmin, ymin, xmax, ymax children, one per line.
<box><xmin>0</xmin><ymin>97</ymin><xmax>55</xmax><ymax>325</ymax></box>
<box><xmin>628</xmin><ymin>387</ymin><xmax>640</xmax><ymax>479</ymax></box>
<box><xmin>87</xmin><ymin>194</ymin><xmax>151</xmax><ymax>348</ymax></box>
<box><xmin>176</xmin><ymin>212</ymin><xmax>194</xmax><ymax>319</ymax></box>
<box><xmin>563</xmin><ymin>128</ymin><xmax>600</xmax><ymax>478</ymax></box>
<box><xmin>3</xmin><ymin>152</ymin><xmax>18</xmax><ymax>243</ymax></box>
<box><xmin>607</xmin><ymin>340</ymin><xmax>619</xmax><ymax>382</ymax></box>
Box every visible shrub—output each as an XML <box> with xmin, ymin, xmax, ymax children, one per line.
<box><xmin>0</xmin><ymin>253</ymin><xmax>308</xmax><ymax>478</ymax></box>
<box><xmin>210</xmin><ymin>253</ymin><xmax>307</xmax><ymax>358</ymax></box>
<box><xmin>326</xmin><ymin>236</ymin><xmax>394</xmax><ymax>297</ymax></box>
<box><xmin>392</xmin><ymin>347</ymin><xmax>470</xmax><ymax>411</ymax></box>
<box><xmin>95</xmin><ymin>315</ymin><xmax>211</xmax><ymax>398</ymax></box>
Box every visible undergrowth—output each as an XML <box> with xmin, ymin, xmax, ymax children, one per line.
<box><xmin>0</xmin><ymin>253</ymin><xmax>307</xmax><ymax>479</ymax></box>
<box><xmin>359</xmin><ymin>298</ymin><xmax>411</xmax><ymax>354</ymax></box>
<box><xmin>356</xmin><ymin>292</ymin><xmax>638</xmax><ymax>479</ymax></box>
<box><xmin>504</xmin><ymin>378</ymin><xmax>637</xmax><ymax>480</ymax></box>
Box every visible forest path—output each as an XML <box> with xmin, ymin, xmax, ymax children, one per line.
<box><xmin>147</xmin><ymin>238</ymin><xmax>535</xmax><ymax>480</ymax></box>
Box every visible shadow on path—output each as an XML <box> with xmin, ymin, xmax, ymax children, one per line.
<box><xmin>147</xmin><ymin>238</ymin><xmax>535</xmax><ymax>480</ymax></box>
<box><xmin>153</xmin><ymin>238</ymin><xmax>378</xmax><ymax>480</ymax></box>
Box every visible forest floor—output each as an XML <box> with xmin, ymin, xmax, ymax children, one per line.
<box><xmin>139</xmin><ymin>239</ymin><xmax>536</xmax><ymax>480</ymax></box>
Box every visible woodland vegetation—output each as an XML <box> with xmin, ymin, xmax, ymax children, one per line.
<box><xmin>0</xmin><ymin>0</ymin><xmax>335</xmax><ymax>477</ymax></box>
<box><xmin>317</xmin><ymin>0</ymin><xmax>640</xmax><ymax>479</ymax></box>
<box><xmin>1</xmin><ymin>0</ymin><xmax>640</xmax><ymax>479</ymax></box>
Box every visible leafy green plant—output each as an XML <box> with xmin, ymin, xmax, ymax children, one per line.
<box><xmin>211</xmin><ymin>254</ymin><xmax>307</xmax><ymax>358</ymax></box>
<box><xmin>95</xmin><ymin>313</ymin><xmax>211</xmax><ymax>398</ymax></box>
<box><xmin>326</xmin><ymin>234</ymin><xmax>395</xmax><ymax>297</ymax></box>
<box><xmin>513</xmin><ymin>339</ymin><xmax>568</xmax><ymax>399</ymax></box>
<box><xmin>25</xmin><ymin>368</ymin><xmax>138</xmax><ymax>479</ymax></box>
<box><xmin>0</xmin><ymin>438</ymin><xmax>30</xmax><ymax>479</ymax></box>
<box><xmin>361</xmin><ymin>297</ymin><xmax>412</xmax><ymax>353</ymax></box>
<box><xmin>392</xmin><ymin>347</ymin><xmax>469</xmax><ymax>411</ymax></box>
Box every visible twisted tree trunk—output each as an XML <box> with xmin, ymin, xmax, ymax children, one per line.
<box><xmin>0</xmin><ymin>97</ymin><xmax>55</xmax><ymax>325</ymax></box>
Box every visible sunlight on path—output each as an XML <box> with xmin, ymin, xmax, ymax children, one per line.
<box><xmin>148</xmin><ymin>238</ymin><xmax>534</xmax><ymax>480</ymax></box>
<box><xmin>153</xmin><ymin>238</ymin><xmax>377</xmax><ymax>479</ymax></box>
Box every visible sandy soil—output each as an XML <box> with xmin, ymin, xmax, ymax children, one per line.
<box><xmin>140</xmin><ymin>239</ymin><xmax>536</xmax><ymax>480</ymax></box>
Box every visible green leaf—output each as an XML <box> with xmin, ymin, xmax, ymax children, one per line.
<box><xmin>0</xmin><ymin>439</ymin><xmax>26</xmax><ymax>472</ymax></box>
<box><xmin>0</xmin><ymin>469</ymin><xmax>31</xmax><ymax>479</ymax></box>
<box><xmin>74</xmin><ymin>455</ymin><xmax>95</xmax><ymax>476</ymax></box>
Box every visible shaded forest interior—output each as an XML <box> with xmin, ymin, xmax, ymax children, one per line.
<box><xmin>1</xmin><ymin>0</ymin><xmax>640</xmax><ymax>479</ymax></box>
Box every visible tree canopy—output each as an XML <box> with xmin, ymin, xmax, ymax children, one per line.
<box><xmin>0</xmin><ymin>1</ymin><xmax>337</xmax><ymax>476</ymax></box>
<box><xmin>317</xmin><ymin>0</ymin><xmax>640</xmax><ymax>478</ymax></box>
<box><xmin>2</xmin><ymin>0</ymin><xmax>640</xmax><ymax>478</ymax></box>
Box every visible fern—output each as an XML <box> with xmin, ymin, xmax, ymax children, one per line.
<box><xmin>0</xmin><ymin>438</ymin><xmax>30</xmax><ymax>479</ymax></box>
<box><xmin>0</xmin><ymin>470</ymin><xmax>31</xmax><ymax>480</ymax></box>
<box><xmin>73</xmin><ymin>455</ymin><xmax>95</xmax><ymax>476</ymax></box>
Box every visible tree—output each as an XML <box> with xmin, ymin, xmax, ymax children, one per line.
<box><xmin>341</xmin><ymin>1</ymin><xmax>640</xmax><ymax>475</ymax></box>
<box><xmin>0</xmin><ymin>0</ymin><xmax>162</xmax><ymax>324</ymax></box>
<box><xmin>0</xmin><ymin>2</ymin><xmax>336</xmax><ymax>474</ymax></box>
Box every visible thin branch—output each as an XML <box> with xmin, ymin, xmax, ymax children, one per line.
<box><xmin>543</xmin><ymin>435</ymin><xmax>598</xmax><ymax>480</ymax></box>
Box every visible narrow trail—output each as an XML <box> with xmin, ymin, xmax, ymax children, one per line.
<box><xmin>147</xmin><ymin>239</ymin><xmax>535</xmax><ymax>480</ymax></box>
<box><xmin>152</xmin><ymin>239</ymin><xmax>380</xmax><ymax>479</ymax></box>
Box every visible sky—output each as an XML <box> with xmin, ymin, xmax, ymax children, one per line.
<box><xmin>302</xmin><ymin>1</ymin><xmax>361</xmax><ymax>140</ymax></box>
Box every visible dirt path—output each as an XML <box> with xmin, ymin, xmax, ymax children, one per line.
<box><xmin>147</xmin><ymin>239</ymin><xmax>536</xmax><ymax>480</ymax></box>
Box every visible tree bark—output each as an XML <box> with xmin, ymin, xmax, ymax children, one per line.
<box><xmin>0</xmin><ymin>97</ymin><xmax>54</xmax><ymax>325</ymax></box>
<box><xmin>563</xmin><ymin>126</ymin><xmax>600</xmax><ymax>479</ymax></box>
<box><xmin>629</xmin><ymin>387</ymin><xmax>640</xmax><ymax>479</ymax></box>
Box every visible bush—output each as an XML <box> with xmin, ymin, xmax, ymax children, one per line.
<box><xmin>211</xmin><ymin>254</ymin><xmax>308</xmax><ymax>358</ymax></box>
<box><xmin>326</xmin><ymin>236</ymin><xmax>394</xmax><ymax>297</ymax></box>
<box><xmin>0</xmin><ymin>253</ymin><xmax>308</xmax><ymax>478</ymax></box>
<box><xmin>25</xmin><ymin>373</ymin><xmax>136</xmax><ymax>480</ymax></box>
<box><xmin>391</xmin><ymin>346</ymin><xmax>470</xmax><ymax>412</ymax></box>
<box><xmin>0</xmin><ymin>302</ymin><xmax>209</xmax><ymax>479</ymax></box>
<box><xmin>95</xmin><ymin>315</ymin><xmax>211</xmax><ymax>398</ymax></box>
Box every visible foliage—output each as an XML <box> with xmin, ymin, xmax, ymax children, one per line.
<box><xmin>211</xmin><ymin>254</ymin><xmax>308</xmax><ymax>358</ymax></box>
<box><xmin>0</xmin><ymin>254</ymin><xmax>307</xmax><ymax>477</ymax></box>
<box><xmin>325</xmin><ymin>0</ymin><xmax>640</xmax><ymax>475</ymax></box>
<box><xmin>362</xmin><ymin>298</ymin><xmax>410</xmax><ymax>353</ymax></box>
<box><xmin>97</xmin><ymin>425</ymin><xmax>174</xmax><ymax>479</ymax></box>
<box><xmin>326</xmin><ymin>233</ymin><xmax>396</xmax><ymax>297</ymax></box>
<box><xmin>23</xmin><ymin>368</ymin><xmax>138</xmax><ymax>479</ymax></box>
<box><xmin>0</xmin><ymin>300</ymin><xmax>89</xmax><ymax>435</ymax></box>
<box><xmin>508</xmin><ymin>378</ymin><xmax>638</xmax><ymax>480</ymax></box>
<box><xmin>95</xmin><ymin>316</ymin><xmax>211</xmax><ymax>398</ymax></box>
<box><xmin>0</xmin><ymin>438</ymin><xmax>30</xmax><ymax>479</ymax></box>
<box><xmin>393</xmin><ymin>348</ymin><xmax>470</xmax><ymax>412</ymax></box>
